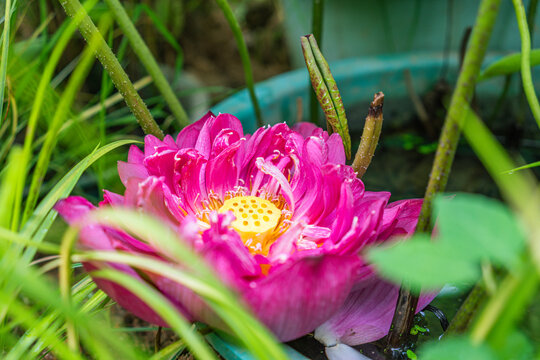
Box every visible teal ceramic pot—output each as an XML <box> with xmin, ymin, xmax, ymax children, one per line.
<box><xmin>280</xmin><ymin>0</ymin><xmax>540</xmax><ymax>68</ymax></box>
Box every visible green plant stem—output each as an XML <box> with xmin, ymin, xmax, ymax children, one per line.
<box><xmin>215</xmin><ymin>0</ymin><xmax>263</xmax><ymax>127</ymax></box>
<box><xmin>0</xmin><ymin>0</ymin><xmax>12</xmax><ymax>127</ymax></box>
<box><xmin>58</xmin><ymin>0</ymin><xmax>163</xmax><ymax>139</ymax></box>
<box><xmin>470</xmin><ymin>258</ymin><xmax>539</xmax><ymax>346</ymax></box>
<box><xmin>386</xmin><ymin>0</ymin><xmax>502</xmax><ymax>349</ymax></box>
<box><xmin>445</xmin><ymin>283</ymin><xmax>488</xmax><ymax>334</ymax></box>
<box><xmin>103</xmin><ymin>0</ymin><xmax>189</xmax><ymax>128</ymax></box>
<box><xmin>309</xmin><ymin>0</ymin><xmax>324</xmax><ymax>124</ymax></box>
<box><xmin>512</xmin><ymin>0</ymin><xmax>540</xmax><ymax>129</ymax></box>
<box><xmin>352</xmin><ymin>92</ymin><xmax>384</xmax><ymax>178</ymax></box>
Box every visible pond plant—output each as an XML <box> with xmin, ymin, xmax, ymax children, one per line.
<box><xmin>0</xmin><ymin>0</ymin><xmax>539</xmax><ymax>360</ymax></box>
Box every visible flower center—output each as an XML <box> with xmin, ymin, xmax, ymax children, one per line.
<box><xmin>218</xmin><ymin>196</ymin><xmax>282</xmax><ymax>254</ymax></box>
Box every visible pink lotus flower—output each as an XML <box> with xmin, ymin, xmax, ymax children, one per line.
<box><xmin>56</xmin><ymin>112</ymin><xmax>431</xmax><ymax>344</ymax></box>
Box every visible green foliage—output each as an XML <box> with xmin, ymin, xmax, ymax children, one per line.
<box><xmin>420</xmin><ymin>337</ymin><xmax>497</xmax><ymax>360</ymax></box>
<box><xmin>368</xmin><ymin>234</ymin><xmax>480</xmax><ymax>289</ymax></box>
<box><xmin>435</xmin><ymin>194</ymin><xmax>526</xmax><ymax>268</ymax></box>
<box><xmin>368</xmin><ymin>193</ymin><xmax>526</xmax><ymax>290</ymax></box>
<box><xmin>478</xmin><ymin>49</ymin><xmax>540</xmax><ymax>81</ymax></box>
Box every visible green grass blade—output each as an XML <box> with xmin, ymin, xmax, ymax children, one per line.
<box><xmin>215</xmin><ymin>0</ymin><xmax>263</xmax><ymax>127</ymax></box>
<box><xmin>0</xmin><ymin>147</ymin><xmax>23</xmax><ymax>230</ymax></box>
<box><xmin>78</xmin><ymin>207</ymin><xmax>288</xmax><ymax>359</ymax></box>
<box><xmin>0</xmin><ymin>0</ymin><xmax>12</xmax><ymax>127</ymax></box>
<box><xmin>503</xmin><ymin>161</ymin><xmax>540</xmax><ymax>174</ymax></box>
<box><xmin>92</xmin><ymin>269</ymin><xmax>218</xmax><ymax>360</ymax></box>
<box><xmin>1</xmin><ymin>254</ymin><xmax>147</xmax><ymax>359</ymax></box>
<box><xmin>138</xmin><ymin>4</ymin><xmax>184</xmax><ymax>72</ymax></box>
<box><xmin>104</xmin><ymin>0</ymin><xmax>189</xmax><ymax>127</ymax></box>
<box><xmin>12</xmin><ymin>0</ymin><xmax>98</xmax><ymax>235</ymax></box>
<box><xmin>21</xmin><ymin>14</ymin><xmax>113</xmax><ymax>227</ymax></box>
<box><xmin>21</xmin><ymin>139</ymin><xmax>137</xmax><ymax>252</ymax></box>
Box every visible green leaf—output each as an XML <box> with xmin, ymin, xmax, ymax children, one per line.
<box><xmin>367</xmin><ymin>235</ymin><xmax>480</xmax><ymax>289</ymax></box>
<box><xmin>495</xmin><ymin>331</ymin><xmax>534</xmax><ymax>360</ymax></box>
<box><xmin>435</xmin><ymin>193</ymin><xmax>526</xmax><ymax>268</ymax></box>
<box><xmin>419</xmin><ymin>337</ymin><xmax>496</xmax><ymax>360</ymax></box>
<box><xmin>478</xmin><ymin>49</ymin><xmax>540</xmax><ymax>81</ymax></box>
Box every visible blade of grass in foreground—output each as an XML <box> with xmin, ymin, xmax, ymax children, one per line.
<box><xmin>0</xmin><ymin>0</ymin><xmax>12</xmax><ymax>126</ymax></box>
<box><xmin>79</xmin><ymin>208</ymin><xmax>289</xmax><ymax>360</ymax></box>
<box><xmin>12</xmin><ymin>0</ymin><xmax>98</xmax><ymax>235</ymax></box>
<box><xmin>21</xmin><ymin>139</ymin><xmax>137</xmax><ymax>255</ymax></box>
<box><xmin>21</xmin><ymin>13</ymin><xmax>112</xmax><ymax>227</ymax></box>
<box><xmin>0</xmin><ymin>257</ymin><xmax>148</xmax><ymax>359</ymax></box>
<box><xmin>92</xmin><ymin>269</ymin><xmax>218</xmax><ymax>359</ymax></box>
<box><xmin>0</xmin><ymin>147</ymin><xmax>23</xmax><ymax>230</ymax></box>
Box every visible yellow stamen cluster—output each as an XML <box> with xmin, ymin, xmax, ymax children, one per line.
<box><xmin>219</xmin><ymin>196</ymin><xmax>281</xmax><ymax>254</ymax></box>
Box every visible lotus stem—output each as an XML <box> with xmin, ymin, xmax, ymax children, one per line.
<box><xmin>446</xmin><ymin>283</ymin><xmax>487</xmax><ymax>335</ymax></box>
<box><xmin>215</xmin><ymin>0</ymin><xmax>263</xmax><ymax>127</ymax></box>
<box><xmin>512</xmin><ymin>0</ymin><xmax>540</xmax><ymax>129</ymax></box>
<box><xmin>301</xmin><ymin>34</ymin><xmax>351</xmax><ymax>159</ymax></box>
<box><xmin>309</xmin><ymin>0</ymin><xmax>324</xmax><ymax>124</ymax></box>
<box><xmin>58</xmin><ymin>0</ymin><xmax>164</xmax><ymax>139</ymax></box>
<box><xmin>386</xmin><ymin>0</ymin><xmax>502</xmax><ymax>349</ymax></box>
<box><xmin>103</xmin><ymin>0</ymin><xmax>190</xmax><ymax>128</ymax></box>
<box><xmin>352</xmin><ymin>92</ymin><xmax>384</xmax><ymax>178</ymax></box>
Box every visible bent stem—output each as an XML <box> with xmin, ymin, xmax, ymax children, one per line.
<box><xmin>512</xmin><ymin>0</ymin><xmax>540</xmax><ymax>129</ymax></box>
<box><xmin>352</xmin><ymin>92</ymin><xmax>384</xmax><ymax>178</ymax></box>
<box><xmin>103</xmin><ymin>0</ymin><xmax>190</xmax><ymax>128</ymax></box>
<box><xmin>385</xmin><ymin>0</ymin><xmax>502</xmax><ymax>350</ymax></box>
<box><xmin>215</xmin><ymin>0</ymin><xmax>263</xmax><ymax>127</ymax></box>
<box><xmin>58</xmin><ymin>0</ymin><xmax>163</xmax><ymax>139</ymax></box>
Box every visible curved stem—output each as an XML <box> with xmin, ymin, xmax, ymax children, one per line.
<box><xmin>512</xmin><ymin>0</ymin><xmax>540</xmax><ymax>129</ymax></box>
<box><xmin>215</xmin><ymin>0</ymin><xmax>263</xmax><ymax>127</ymax></box>
<box><xmin>103</xmin><ymin>0</ymin><xmax>190</xmax><ymax>128</ymax></box>
<box><xmin>58</xmin><ymin>0</ymin><xmax>163</xmax><ymax>139</ymax></box>
<box><xmin>386</xmin><ymin>0</ymin><xmax>502</xmax><ymax>349</ymax></box>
